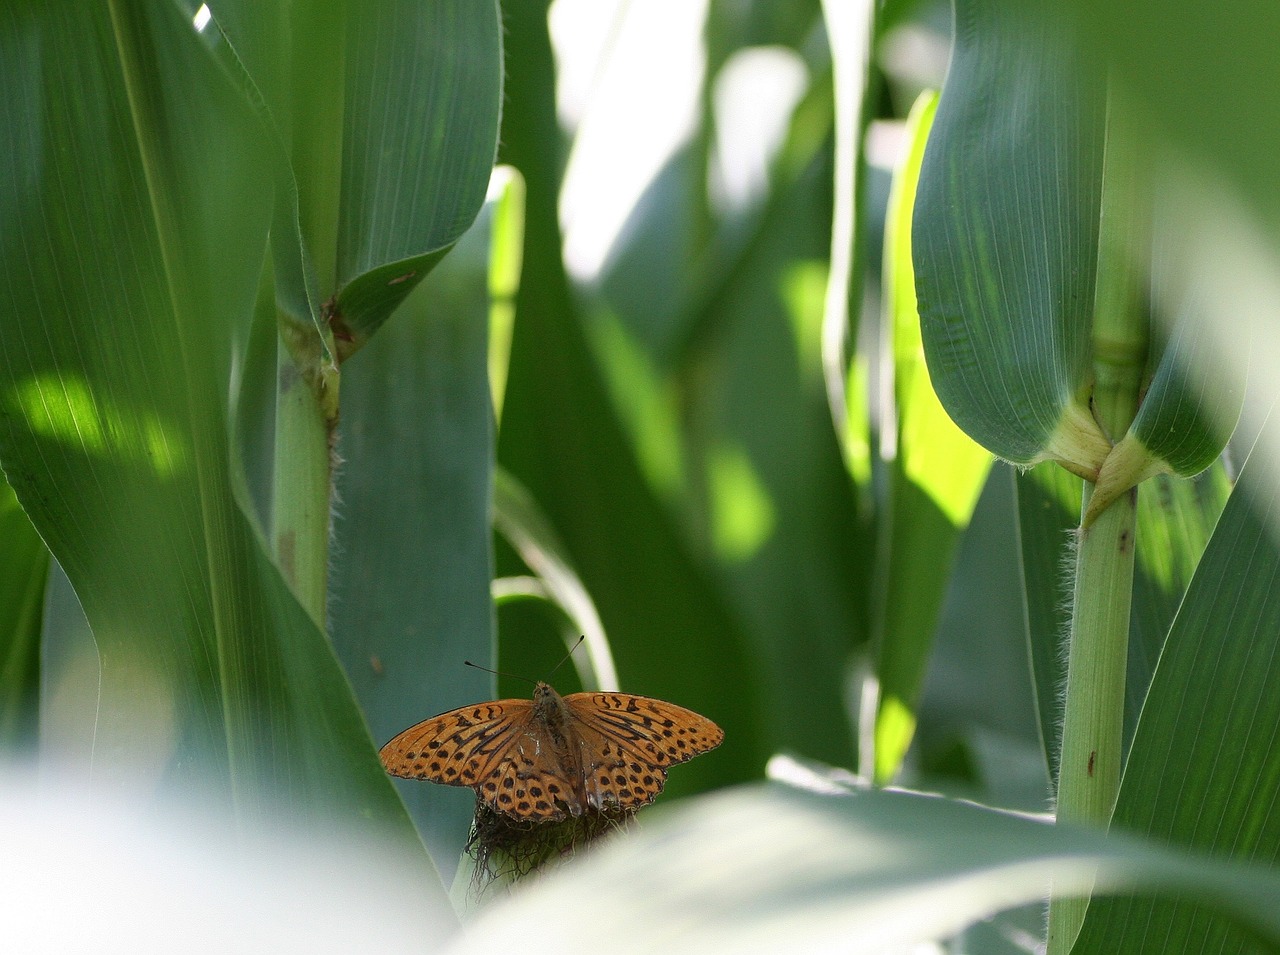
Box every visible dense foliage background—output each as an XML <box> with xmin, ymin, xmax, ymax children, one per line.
<box><xmin>5</xmin><ymin>0</ymin><xmax>1280</xmax><ymax>951</ymax></box>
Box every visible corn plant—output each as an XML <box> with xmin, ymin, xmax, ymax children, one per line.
<box><xmin>4</xmin><ymin>0</ymin><xmax>1280</xmax><ymax>952</ymax></box>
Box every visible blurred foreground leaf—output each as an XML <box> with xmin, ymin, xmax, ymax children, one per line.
<box><xmin>447</xmin><ymin>782</ymin><xmax>1280</xmax><ymax>954</ymax></box>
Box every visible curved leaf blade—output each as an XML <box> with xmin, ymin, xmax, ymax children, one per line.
<box><xmin>913</xmin><ymin>2</ymin><xmax>1109</xmax><ymax>474</ymax></box>
<box><xmin>331</xmin><ymin>0</ymin><xmax>503</xmax><ymax>354</ymax></box>
<box><xmin>209</xmin><ymin>0</ymin><xmax>503</xmax><ymax>357</ymax></box>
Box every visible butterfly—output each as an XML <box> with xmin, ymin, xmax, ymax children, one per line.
<box><xmin>379</xmin><ymin>682</ymin><xmax>724</xmax><ymax>821</ymax></box>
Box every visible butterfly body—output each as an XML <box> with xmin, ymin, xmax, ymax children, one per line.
<box><xmin>380</xmin><ymin>682</ymin><xmax>723</xmax><ymax>821</ymax></box>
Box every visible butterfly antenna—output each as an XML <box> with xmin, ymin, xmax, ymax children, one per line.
<box><xmin>463</xmin><ymin>660</ymin><xmax>538</xmax><ymax>686</ymax></box>
<box><xmin>546</xmin><ymin>635</ymin><xmax>586</xmax><ymax>680</ymax></box>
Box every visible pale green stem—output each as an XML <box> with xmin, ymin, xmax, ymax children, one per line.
<box><xmin>1046</xmin><ymin>88</ymin><xmax>1150</xmax><ymax>953</ymax></box>
<box><xmin>271</xmin><ymin>322</ymin><xmax>335</xmax><ymax>629</ymax></box>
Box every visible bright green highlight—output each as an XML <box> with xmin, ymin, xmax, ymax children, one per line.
<box><xmin>899</xmin><ymin>369</ymin><xmax>991</xmax><ymax>527</ymax></box>
<box><xmin>589</xmin><ymin>311</ymin><xmax>686</xmax><ymax>500</ymax></box>
<box><xmin>488</xmin><ymin>165</ymin><xmax>526</xmax><ymax>424</ymax></box>
<box><xmin>843</xmin><ymin>356</ymin><xmax>873</xmax><ymax>493</ymax></box>
<box><xmin>709</xmin><ymin>440</ymin><xmax>776</xmax><ymax>563</ymax></box>
<box><xmin>892</xmin><ymin>93</ymin><xmax>991</xmax><ymax>528</ymax></box>
<box><xmin>11</xmin><ymin>374</ymin><xmax>188</xmax><ymax>478</ymax></box>
<box><xmin>871</xmin><ymin>88</ymin><xmax>992</xmax><ymax>785</ymax></box>
<box><xmin>873</xmin><ymin>694</ymin><xmax>917</xmax><ymax>783</ymax></box>
<box><xmin>781</xmin><ymin>260</ymin><xmax>828</xmax><ymax>380</ymax></box>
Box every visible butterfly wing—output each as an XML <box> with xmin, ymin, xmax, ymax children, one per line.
<box><xmin>379</xmin><ymin>699</ymin><xmax>535</xmax><ymax>790</ymax></box>
<box><xmin>565</xmin><ymin>693</ymin><xmax>724</xmax><ymax>812</ymax></box>
<box><xmin>380</xmin><ymin>698</ymin><xmax>586</xmax><ymax>822</ymax></box>
<box><xmin>476</xmin><ymin>747</ymin><xmax>585</xmax><ymax>822</ymax></box>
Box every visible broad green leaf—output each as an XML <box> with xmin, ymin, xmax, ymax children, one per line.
<box><xmin>873</xmin><ymin>90</ymin><xmax>993</xmax><ymax>783</ymax></box>
<box><xmin>212</xmin><ymin>0</ymin><xmax>503</xmax><ymax>354</ymax></box>
<box><xmin>329</xmin><ymin>0</ymin><xmax>503</xmax><ymax>351</ymax></box>
<box><xmin>1017</xmin><ymin>464</ymin><xmax>1229</xmax><ymax>780</ymax></box>
<box><xmin>1073</xmin><ymin>434</ymin><xmax>1280</xmax><ymax>952</ymax></box>
<box><xmin>913</xmin><ymin>1</ymin><xmax>1110</xmax><ymax>476</ymax></box>
<box><xmin>0</xmin><ymin>476</ymin><xmax>46</xmax><ymax>747</ymax></box>
<box><xmin>0</xmin><ymin>0</ymin><xmax>429</xmax><ymax>867</ymax></box>
<box><xmin>329</xmin><ymin>188</ymin><xmax>503</xmax><ymax>876</ymax></box>
<box><xmin>447</xmin><ymin>783</ymin><xmax>1280</xmax><ymax>954</ymax></box>
<box><xmin>495</xmin><ymin>0</ymin><xmax>768</xmax><ymax>791</ymax></box>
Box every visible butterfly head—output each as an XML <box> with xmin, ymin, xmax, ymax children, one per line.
<box><xmin>532</xmin><ymin>680</ymin><xmax>561</xmax><ymax>706</ymax></box>
<box><xmin>532</xmin><ymin>681</ymin><xmax>571</xmax><ymax>733</ymax></box>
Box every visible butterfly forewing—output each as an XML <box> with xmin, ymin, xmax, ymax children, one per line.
<box><xmin>379</xmin><ymin>699</ymin><xmax>535</xmax><ymax>788</ymax></box>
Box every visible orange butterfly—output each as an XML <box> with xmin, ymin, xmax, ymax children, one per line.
<box><xmin>380</xmin><ymin>682</ymin><xmax>723</xmax><ymax>822</ymax></box>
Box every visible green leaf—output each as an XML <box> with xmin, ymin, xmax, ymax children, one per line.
<box><xmin>1073</xmin><ymin>433</ymin><xmax>1280</xmax><ymax>951</ymax></box>
<box><xmin>873</xmin><ymin>90</ymin><xmax>993</xmax><ymax>783</ymax></box>
<box><xmin>212</xmin><ymin>0</ymin><xmax>503</xmax><ymax>356</ymax></box>
<box><xmin>330</xmin><ymin>0</ymin><xmax>503</xmax><ymax>354</ymax></box>
<box><xmin>0</xmin><ymin>0</ymin><xmax>427</xmax><ymax>856</ymax></box>
<box><xmin>447</xmin><ymin>783</ymin><xmax>1280</xmax><ymax>953</ymax></box>
<box><xmin>1085</xmin><ymin>308</ymin><xmax>1245</xmax><ymax>526</ymax></box>
<box><xmin>913</xmin><ymin>1</ymin><xmax>1110</xmax><ymax>476</ymax></box>
<box><xmin>0</xmin><ymin>476</ymin><xmax>46</xmax><ymax>747</ymax></box>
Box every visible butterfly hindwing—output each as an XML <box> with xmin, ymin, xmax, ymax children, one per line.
<box><xmin>571</xmin><ymin>719</ymin><xmax>670</xmax><ymax>811</ymax></box>
<box><xmin>565</xmin><ymin>693</ymin><xmax>725</xmax><ymax>811</ymax></box>
<box><xmin>478</xmin><ymin>750</ymin><xmax>584</xmax><ymax>821</ymax></box>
